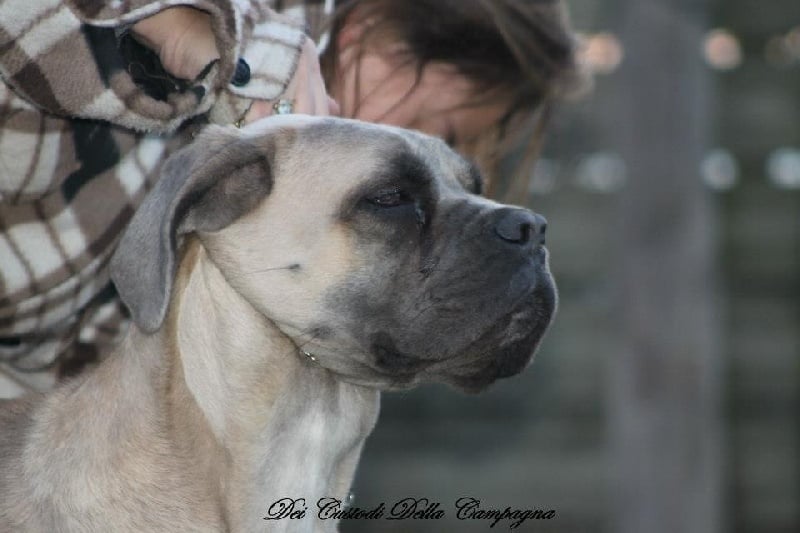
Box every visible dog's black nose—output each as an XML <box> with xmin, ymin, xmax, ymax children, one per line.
<box><xmin>493</xmin><ymin>209</ymin><xmax>547</xmax><ymax>246</ymax></box>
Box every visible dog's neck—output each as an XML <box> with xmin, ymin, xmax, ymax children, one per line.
<box><xmin>161</xmin><ymin>242</ymin><xmax>380</xmax><ymax>531</ymax></box>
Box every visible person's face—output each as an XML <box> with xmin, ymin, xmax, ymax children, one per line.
<box><xmin>333</xmin><ymin>44</ymin><xmax>507</xmax><ymax>152</ymax></box>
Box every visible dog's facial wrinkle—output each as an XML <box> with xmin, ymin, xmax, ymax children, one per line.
<box><xmin>371</xmin><ymin>331</ymin><xmax>430</xmax><ymax>374</ymax></box>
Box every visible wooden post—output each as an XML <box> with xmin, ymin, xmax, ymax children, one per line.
<box><xmin>608</xmin><ymin>1</ymin><xmax>723</xmax><ymax>532</ymax></box>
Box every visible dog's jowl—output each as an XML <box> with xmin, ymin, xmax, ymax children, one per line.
<box><xmin>0</xmin><ymin>116</ymin><xmax>556</xmax><ymax>532</ymax></box>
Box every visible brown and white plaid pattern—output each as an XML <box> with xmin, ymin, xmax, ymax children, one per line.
<box><xmin>0</xmin><ymin>0</ymin><xmax>327</xmax><ymax>395</ymax></box>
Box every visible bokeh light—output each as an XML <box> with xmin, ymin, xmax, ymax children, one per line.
<box><xmin>703</xmin><ymin>29</ymin><xmax>743</xmax><ymax>70</ymax></box>
<box><xmin>581</xmin><ymin>32</ymin><xmax>625</xmax><ymax>74</ymax></box>
<box><xmin>767</xmin><ymin>148</ymin><xmax>800</xmax><ymax>189</ymax></box>
<box><xmin>528</xmin><ymin>158</ymin><xmax>559</xmax><ymax>195</ymax></box>
<box><xmin>575</xmin><ymin>152</ymin><xmax>627</xmax><ymax>193</ymax></box>
<box><xmin>701</xmin><ymin>149</ymin><xmax>739</xmax><ymax>191</ymax></box>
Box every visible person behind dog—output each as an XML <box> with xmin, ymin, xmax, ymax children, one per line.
<box><xmin>0</xmin><ymin>0</ymin><xmax>581</xmax><ymax>394</ymax></box>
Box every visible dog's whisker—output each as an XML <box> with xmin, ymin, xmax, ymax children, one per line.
<box><xmin>417</xmin><ymin>267</ymin><xmax>457</xmax><ymax>275</ymax></box>
<box><xmin>269</xmin><ymin>325</ymin><xmax>321</xmax><ymax>360</ymax></box>
<box><xmin>239</xmin><ymin>264</ymin><xmax>302</xmax><ymax>275</ymax></box>
<box><xmin>265</xmin><ymin>317</ymin><xmax>302</xmax><ymax>331</ymax></box>
<box><xmin>296</xmin><ymin>335</ymin><xmax>318</xmax><ymax>348</ymax></box>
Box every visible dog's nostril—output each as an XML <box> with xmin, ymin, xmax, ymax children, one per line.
<box><xmin>534</xmin><ymin>213</ymin><xmax>547</xmax><ymax>246</ymax></box>
<box><xmin>494</xmin><ymin>210</ymin><xmax>547</xmax><ymax>246</ymax></box>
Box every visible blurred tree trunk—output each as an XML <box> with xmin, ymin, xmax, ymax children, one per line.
<box><xmin>609</xmin><ymin>1</ymin><xmax>724</xmax><ymax>533</ymax></box>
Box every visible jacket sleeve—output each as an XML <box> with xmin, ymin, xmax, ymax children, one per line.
<box><xmin>0</xmin><ymin>0</ymin><xmax>306</xmax><ymax>134</ymax></box>
<box><xmin>0</xmin><ymin>0</ymin><xmax>307</xmax><ymax>199</ymax></box>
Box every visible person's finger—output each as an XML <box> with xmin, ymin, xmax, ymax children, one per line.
<box><xmin>312</xmin><ymin>80</ymin><xmax>328</xmax><ymax>116</ymax></box>
<box><xmin>241</xmin><ymin>35</ymin><xmax>336</xmax><ymax>123</ymax></box>
<box><xmin>291</xmin><ymin>37</ymin><xmax>333</xmax><ymax>116</ymax></box>
<box><xmin>243</xmin><ymin>100</ymin><xmax>273</xmax><ymax>123</ymax></box>
<box><xmin>328</xmin><ymin>96</ymin><xmax>341</xmax><ymax>116</ymax></box>
<box><xmin>289</xmin><ymin>71</ymin><xmax>313</xmax><ymax>115</ymax></box>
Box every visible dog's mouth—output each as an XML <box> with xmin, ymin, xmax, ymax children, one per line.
<box><xmin>363</xmin><ymin>269</ymin><xmax>557</xmax><ymax>392</ymax></box>
<box><xmin>444</xmin><ymin>277</ymin><xmax>557</xmax><ymax>392</ymax></box>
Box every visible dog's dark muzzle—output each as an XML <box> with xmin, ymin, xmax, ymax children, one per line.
<box><xmin>430</xmin><ymin>205</ymin><xmax>556</xmax><ymax>391</ymax></box>
<box><xmin>335</xmin><ymin>202</ymin><xmax>557</xmax><ymax>391</ymax></box>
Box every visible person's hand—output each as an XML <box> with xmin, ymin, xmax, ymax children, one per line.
<box><xmin>132</xmin><ymin>7</ymin><xmax>219</xmax><ymax>81</ymax></box>
<box><xmin>133</xmin><ymin>8</ymin><xmax>338</xmax><ymax>124</ymax></box>
<box><xmin>243</xmin><ymin>38</ymin><xmax>339</xmax><ymax>123</ymax></box>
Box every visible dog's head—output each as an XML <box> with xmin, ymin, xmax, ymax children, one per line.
<box><xmin>112</xmin><ymin>116</ymin><xmax>556</xmax><ymax>393</ymax></box>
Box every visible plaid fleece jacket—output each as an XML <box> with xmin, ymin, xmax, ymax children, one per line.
<box><xmin>0</xmin><ymin>0</ymin><xmax>329</xmax><ymax>391</ymax></box>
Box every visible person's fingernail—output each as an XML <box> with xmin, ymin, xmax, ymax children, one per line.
<box><xmin>231</xmin><ymin>58</ymin><xmax>251</xmax><ymax>86</ymax></box>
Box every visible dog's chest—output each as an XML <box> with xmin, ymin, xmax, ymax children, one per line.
<box><xmin>240</xmin><ymin>378</ymin><xmax>379</xmax><ymax>532</ymax></box>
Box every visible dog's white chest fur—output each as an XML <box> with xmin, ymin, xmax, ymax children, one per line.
<box><xmin>244</xmin><ymin>383</ymin><xmax>378</xmax><ymax>532</ymax></box>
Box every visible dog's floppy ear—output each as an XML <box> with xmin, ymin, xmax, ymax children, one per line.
<box><xmin>111</xmin><ymin>125</ymin><xmax>275</xmax><ymax>333</ymax></box>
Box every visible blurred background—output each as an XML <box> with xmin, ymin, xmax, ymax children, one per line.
<box><xmin>344</xmin><ymin>0</ymin><xmax>799</xmax><ymax>532</ymax></box>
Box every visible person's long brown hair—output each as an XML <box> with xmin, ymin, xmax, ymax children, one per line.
<box><xmin>320</xmin><ymin>0</ymin><xmax>585</xmax><ymax>200</ymax></box>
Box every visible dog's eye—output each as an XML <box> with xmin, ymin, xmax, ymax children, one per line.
<box><xmin>366</xmin><ymin>188</ymin><xmax>413</xmax><ymax>208</ymax></box>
